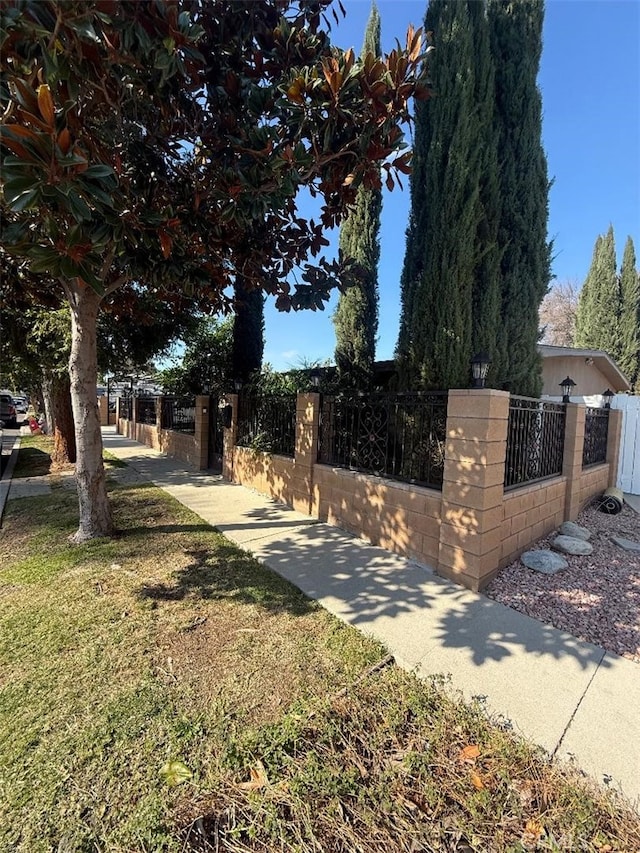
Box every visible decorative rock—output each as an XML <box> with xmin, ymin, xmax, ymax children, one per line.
<box><xmin>551</xmin><ymin>535</ymin><xmax>594</xmax><ymax>556</ymax></box>
<box><xmin>521</xmin><ymin>550</ymin><xmax>568</xmax><ymax>574</ymax></box>
<box><xmin>611</xmin><ymin>535</ymin><xmax>640</xmax><ymax>553</ymax></box>
<box><xmin>558</xmin><ymin>521</ymin><xmax>591</xmax><ymax>541</ymax></box>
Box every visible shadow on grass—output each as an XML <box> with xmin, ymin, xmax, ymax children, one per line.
<box><xmin>12</xmin><ymin>447</ymin><xmax>52</xmax><ymax>479</ymax></box>
<box><xmin>135</xmin><ymin>541</ymin><xmax>315</xmax><ymax>617</ymax></box>
<box><xmin>117</xmin><ymin>522</ymin><xmax>215</xmax><ymax>537</ymax></box>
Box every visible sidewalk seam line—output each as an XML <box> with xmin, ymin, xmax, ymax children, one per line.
<box><xmin>550</xmin><ymin>649</ymin><xmax>606</xmax><ymax>760</ymax></box>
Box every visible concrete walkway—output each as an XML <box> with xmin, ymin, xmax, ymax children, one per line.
<box><xmin>4</xmin><ymin>427</ymin><xmax>639</xmax><ymax>808</ymax></box>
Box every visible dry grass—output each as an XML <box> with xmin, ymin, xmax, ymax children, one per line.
<box><xmin>1</xmin><ymin>439</ymin><xmax>639</xmax><ymax>852</ymax></box>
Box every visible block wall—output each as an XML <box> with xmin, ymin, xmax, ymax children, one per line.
<box><xmin>116</xmin><ymin>389</ymin><xmax>623</xmax><ymax>594</ymax></box>
<box><xmin>312</xmin><ymin>465</ymin><xmax>441</xmax><ymax>566</ymax></box>
<box><xmin>500</xmin><ymin>478</ymin><xmax>566</xmax><ymax>569</ymax></box>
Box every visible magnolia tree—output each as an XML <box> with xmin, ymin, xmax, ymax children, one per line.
<box><xmin>1</xmin><ymin>0</ymin><xmax>428</xmax><ymax>542</ymax></box>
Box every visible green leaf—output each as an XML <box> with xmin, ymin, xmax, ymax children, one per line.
<box><xmin>3</xmin><ymin>176</ymin><xmax>40</xmax><ymax>204</ymax></box>
<box><xmin>68</xmin><ymin>18</ymin><xmax>100</xmax><ymax>42</ymax></box>
<box><xmin>66</xmin><ymin>191</ymin><xmax>93</xmax><ymax>222</ymax></box>
<box><xmin>9</xmin><ymin>187</ymin><xmax>40</xmax><ymax>212</ymax></box>
<box><xmin>82</xmin><ymin>164</ymin><xmax>115</xmax><ymax>179</ymax></box>
<box><xmin>159</xmin><ymin>759</ymin><xmax>192</xmax><ymax>787</ymax></box>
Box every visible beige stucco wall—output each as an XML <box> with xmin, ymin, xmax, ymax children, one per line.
<box><xmin>541</xmin><ymin>357</ymin><xmax>612</xmax><ymax>397</ymax></box>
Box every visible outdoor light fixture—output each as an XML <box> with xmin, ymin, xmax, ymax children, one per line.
<box><xmin>233</xmin><ymin>378</ymin><xmax>243</xmax><ymax>392</ymax></box>
<box><xmin>560</xmin><ymin>376</ymin><xmax>576</xmax><ymax>403</ymax></box>
<box><xmin>471</xmin><ymin>352</ymin><xmax>491</xmax><ymax>388</ymax></box>
<box><xmin>309</xmin><ymin>367</ymin><xmax>321</xmax><ymax>389</ymax></box>
<box><xmin>602</xmin><ymin>388</ymin><xmax>614</xmax><ymax>409</ymax></box>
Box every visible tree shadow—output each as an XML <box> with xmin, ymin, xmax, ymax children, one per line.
<box><xmin>135</xmin><ymin>541</ymin><xmax>315</xmax><ymax>616</ymax></box>
<box><xmin>243</xmin><ymin>521</ymin><xmax>610</xmax><ymax>674</ymax></box>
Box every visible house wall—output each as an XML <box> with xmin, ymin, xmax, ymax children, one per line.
<box><xmin>541</xmin><ymin>356</ymin><xmax>611</xmax><ymax>396</ymax></box>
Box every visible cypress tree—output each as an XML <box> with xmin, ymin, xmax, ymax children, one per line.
<box><xmin>617</xmin><ymin>236</ymin><xmax>639</xmax><ymax>386</ymax></box>
<box><xmin>333</xmin><ymin>2</ymin><xmax>382</xmax><ymax>389</ymax></box>
<box><xmin>574</xmin><ymin>235</ymin><xmax>602</xmax><ymax>348</ymax></box>
<box><xmin>469</xmin><ymin>0</ymin><xmax>502</xmax><ymax>381</ymax></box>
<box><xmin>232</xmin><ymin>276</ymin><xmax>265</xmax><ymax>385</ymax></box>
<box><xmin>594</xmin><ymin>225</ymin><xmax>622</xmax><ymax>360</ymax></box>
<box><xmin>396</xmin><ymin>0</ymin><xmax>490</xmax><ymax>389</ymax></box>
<box><xmin>575</xmin><ymin>227</ymin><xmax>621</xmax><ymax>358</ymax></box>
<box><xmin>488</xmin><ymin>0</ymin><xmax>551</xmax><ymax>397</ymax></box>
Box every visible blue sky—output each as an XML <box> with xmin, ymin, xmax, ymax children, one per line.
<box><xmin>263</xmin><ymin>0</ymin><xmax>640</xmax><ymax>371</ymax></box>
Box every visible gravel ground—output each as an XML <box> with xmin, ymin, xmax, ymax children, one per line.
<box><xmin>485</xmin><ymin>500</ymin><xmax>640</xmax><ymax>664</ymax></box>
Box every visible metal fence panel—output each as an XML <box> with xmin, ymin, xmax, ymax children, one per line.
<box><xmin>505</xmin><ymin>396</ymin><xmax>565</xmax><ymax>490</ymax></box>
<box><xmin>136</xmin><ymin>395</ymin><xmax>157</xmax><ymax>425</ymax></box>
<box><xmin>318</xmin><ymin>392</ymin><xmax>448</xmax><ymax>490</ymax></box>
<box><xmin>120</xmin><ymin>396</ymin><xmax>132</xmax><ymax>421</ymax></box>
<box><xmin>236</xmin><ymin>394</ymin><xmax>297</xmax><ymax>457</ymax></box>
<box><xmin>161</xmin><ymin>397</ymin><xmax>196</xmax><ymax>434</ymax></box>
<box><xmin>582</xmin><ymin>407</ymin><xmax>609</xmax><ymax>468</ymax></box>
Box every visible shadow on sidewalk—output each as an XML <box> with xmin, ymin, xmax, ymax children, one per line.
<box><xmin>245</xmin><ymin>521</ymin><xmax>609</xmax><ymax>673</ymax></box>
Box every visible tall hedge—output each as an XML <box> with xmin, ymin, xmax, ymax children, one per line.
<box><xmin>333</xmin><ymin>2</ymin><xmax>382</xmax><ymax>389</ymax></box>
<box><xmin>397</xmin><ymin>0</ymin><xmax>548</xmax><ymax>393</ymax></box>
<box><xmin>488</xmin><ymin>0</ymin><xmax>550</xmax><ymax>396</ymax></box>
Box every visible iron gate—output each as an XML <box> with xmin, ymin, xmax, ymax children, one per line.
<box><xmin>208</xmin><ymin>396</ymin><xmax>223</xmax><ymax>471</ymax></box>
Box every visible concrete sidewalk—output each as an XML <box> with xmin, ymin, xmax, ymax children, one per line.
<box><xmin>12</xmin><ymin>427</ymin><xmax>640</xmax><ymax>806</ymax></box>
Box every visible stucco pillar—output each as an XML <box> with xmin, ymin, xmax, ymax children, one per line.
<box><xmin>562</xmin><ymin>403</ymin><xmax>586</xmax><ymax>521</ymax></box>
<box><xmin>438</xmin><ymin>389</ymin><xmax>509</xmax><ymax>591</ymax></box>
<box><xmin>294</xmin><ymin>392</ymin><xmax>320</xmax><ymax>514</ymax></box>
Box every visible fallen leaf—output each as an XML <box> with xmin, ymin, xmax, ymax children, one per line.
<box><xmin>459</xmin><ymin>744</ymin><xmax>480</xmax><ymax>762</ymax></box>
<box><xmin>159</xmin><ymin>759</ymin><xmax>192</xmax><ymax>787</ymax></box>
<box><xmin>470</xmin><ymin>770</ymin><xmax>485</xmax><ymax>790</ymax></box>
<box><xmin>522</xmin><ymin>819</ymin><xmax>544</xmax><ymax>844</ymax></box>
<box><xmin>238</xmin><ymin>760</ymin><xmax>269</xmax><ymax>792</ymax></box>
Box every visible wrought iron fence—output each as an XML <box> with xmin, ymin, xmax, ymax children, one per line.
<box><xmin>236</xmin><ymin>394</ymin><xmax>297</xmax><ymax>457</ymax></box>
<box><xmin>582</xmin><ymin>407</ymin><xmax>609</xmax><ymax>468</ymax></box>
<box><xmin>161</xmin><ymin>397</ymin><xmax>196</xmax><ymax>434</ymax></box>
<box><xmin>135</xmin><ymin>395</ymin><xmax>157</xmax><ymax>425</ymax></box>
<box><xmin>119</xmin><ymin>396</ymin><xmax>132</xmax><ymax>421</ymax></box>
<box><xmin>505</xmin><ymin>396</ymin><xmax>566</xmax><ymax>490</ymax></box>
<box><xmin>318</xmin><ymin>392</ymin><xmax>448</xmax><ymax>490</ymax></box>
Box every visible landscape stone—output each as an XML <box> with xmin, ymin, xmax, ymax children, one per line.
<box><xmin>521</xmin><ymin>549</ymin><xmax>568</xmax><ymax>574</ymax></box>
<box><xmin>551</xmin><ymin>535</ymin><xmax>594</xmax><ymax>556</ymax></box>
<box><xmin>558</xmin><ymin>521</ymin><xmax>591</xmax><ymax>541</ymax></box>
<box><xmin>611</xmin><ymin>535</ymin><xmax>640</xmax><ymax>553</ymax></box>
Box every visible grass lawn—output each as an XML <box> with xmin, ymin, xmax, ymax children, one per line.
<box><xmin>1</xmin><ymin>436</ymin><xmax>638</xmax><ymax>852</ymax></box>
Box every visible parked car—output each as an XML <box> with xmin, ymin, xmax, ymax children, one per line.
<box><xmin>12</xmin><ymin>396</ymin><xmax>28</xmax><ymax>415</ymax></box>
<box><xmin>0</xmin><ymin>393</ymin><xmax>17</xmax><ymax>429</ymax></box>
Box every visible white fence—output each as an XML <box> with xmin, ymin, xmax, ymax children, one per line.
<box><xmin>614</xmin><ymin>395</ymin><xmax>640</xmax><ymax>495</ymax></box>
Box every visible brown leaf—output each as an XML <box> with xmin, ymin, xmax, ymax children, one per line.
<box><xmin>57</xmin><ymin>127</ymin><xmax>71</xmax><ymax>154</ymax></box>
<box><xmin>287</xmin><ymin>79</ymin><xmax>304</xmax><ymax>104</ymax></box>
<box><xmin>459</xmin><ymin>744</ymin><xmax>480</xmax><ymax>762</ymax></box>
<box><xmin>470</xmin><ymin>770</ymin><xmax>485</xmax><ymax>790</ymax></box>
<box><xmin>37</xmin><ymin>84</ymin><xmax>55</xmax><ymax>127</ymax></box>
<box><xmin>238</xmin><ymin>761</ymin><xmax>269</xmax><ymax>792</ymax></box>
<box><xmin>159</xmin><ymin>230</ymin><xmax>172</xmax><ymax>259</ymax></box>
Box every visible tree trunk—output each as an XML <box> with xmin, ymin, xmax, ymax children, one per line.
<box><xmin>66</xmin><ymin>280</ymin><xmax>113</xmax><ymax>542</ymax></box>
<box><xmin>41</xmin><ymin>369</ymin><xmax>54</xmax><ymax>433</ymax></box>
<box><xmin>51</xmin><ymin>374</ymin><xmax>76</xmax><ymax>467</ymax></box>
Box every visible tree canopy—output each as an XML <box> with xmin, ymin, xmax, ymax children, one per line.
<box><xmin>1</xmin><ymin>0</ymin><xmax>428</xmax><ymax>541</ymax></box>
